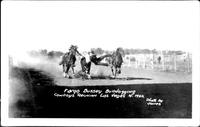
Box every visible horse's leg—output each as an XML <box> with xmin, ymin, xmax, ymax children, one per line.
<box><xmin>65</xmin><ymin>66</ymin><xmax>70</xmax><ymax>78</ymax></box>
<box><xmin>86</xmin><ymin>73</ymin><xmax>91</xmax><ymax>79</ymax></box>
<box><xmin>62</xmin><ymin>64</ymin><xmax>65</xmax><ymax>72</ymax></box>
<box><xmin>86</xmin><ymin>62</ymin><xmax>91</xmax><ymax>79</ymax></box>
<box><xmin>114</xmin><ymin>67</ymin><xmax>117</xmax><ymax>78</ymax></box>
<box><xmin>80</xmin><ymin>58</ymin><xmax>87</xmax><ymax>79</ymax></box>
<box><xmin>71</xmin><ymin>66</ymin><xmax>75</xmax><ymax>75</ymax></box>
<box><xmin>80</xmin><ymin>58</ymin><xmax>86</xmax><ymax>73</ymax></box>
<box><xmin>118</xmin><ymin>67</ymin><xmax>121</xmax><ymax>74</ymax></box>
<box><xmin>72</xmin><ymin>57</ymin><xmax>76</xmax><ymax>67</ymax></box>
<box><xmin>111</xmin><ymin>66</ymin><xmax>115</xmax><ymax>78</ymax></box>
<box><xmin>63</xmin><ymin>64</ymin><xmax>67</xmax><ymax>77</ymax></box>
<box><xmin>115</xmin><ymin>67</ymin><xmax>121</xmax><ymax>74</ymax></box>
<box><xmin>111</xmin><ymin>67</ymin><xmax>117</xmax><ymax>78</ymax></box>
<box><xmin>87</xmin><ymin>62</ymin><xmax>91</xmax><ymax>74</ymax></box>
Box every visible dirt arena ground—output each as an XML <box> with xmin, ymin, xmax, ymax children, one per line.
<box><xmin>19</xmin><ymin>56</ymin><xmax>191</xmax><ymax>86</ymax></box>
<box><xmin>55</xmin><ymin>66</ymin><xmax>192</xmax><ymax>86</ymax></box>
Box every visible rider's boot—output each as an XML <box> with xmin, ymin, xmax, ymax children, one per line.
<box><xmin>118</xmin><ymin>69</ymin><xmax>121</xmax><ymax>74</ymax></box>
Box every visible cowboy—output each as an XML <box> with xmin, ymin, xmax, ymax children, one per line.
<box><xmin>69</xmin><ymin>45</ymin><xmax>82</xmax><ymax>56</ymax></box>
<box><xmin>69</xmin><ymin>45</ymin><xmax>82</xmax><ymax>67</ymax></box>
<box><xmin>89</xmin><ymin>50</ymin><xmax>111</xmax><ymax>66</ymax></box>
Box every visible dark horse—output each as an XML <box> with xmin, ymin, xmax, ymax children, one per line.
<box><xmin>108</xmin><ymin>48</ymin><xmax>123</xmax><ymax>78</ymax></box>
<box><xmin>59</xmin><ymin>51</ymin><xmax>76</xmax><ymax>78</ymax></box>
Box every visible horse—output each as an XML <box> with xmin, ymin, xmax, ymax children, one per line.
<box><xmin>108</xmin><ymin>48</ymin><xmax>124</xmax><ymax>78</ymax></box>
<box><xmin>59</xmin><ymin>51</ymin><xmax>76</xmax><ymax>78</ymax></box>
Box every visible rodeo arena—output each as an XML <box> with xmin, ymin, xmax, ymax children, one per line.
<box><xmin>9</xmin><ymin>44</ymin><xmax>192</xmax><ymax>118</ymax></box>
<box><xmin>57</xmin><ymin>45</ymin><xmax>192</xmax><ymax>83</ymax></box>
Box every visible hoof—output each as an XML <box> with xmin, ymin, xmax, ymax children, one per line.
<box><xmin>111</xmin><ymin>75</ymin><xmax>115</xmax><ymax>79</ymax></box>
<box><xmin>63</xmin><ymin>73</ymin><xmax>70</xmax><ymax>78</ymax></box>
<box><xmin>63</xmin><ymin>73</ymin><xmax>66</xmax><ymax>77</ymax></box>
<box><xmin>66</xmin><ymin>75</ymin><xmax>70</xmax><ymax>78</ymax></box>
<box><xmin>88</xmin><ymin>76</ymin><xmax>91</xmax><ymax>79</ymax></box>
<box><xmin>86</xmin><ymin>74</ymin><xmax>91</xmax><ymax>79</ymax></box>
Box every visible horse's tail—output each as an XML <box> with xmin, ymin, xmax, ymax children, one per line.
<box><xmin>59</xmin><ymin>55</ymin><xmax>67</xmax><ymax>65</ymax></box>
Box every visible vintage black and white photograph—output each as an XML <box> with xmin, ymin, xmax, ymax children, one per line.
<box><xmin>1</xmin><ymin>1</ymin><xmax>200</xmax><ymax>126</ymax></box>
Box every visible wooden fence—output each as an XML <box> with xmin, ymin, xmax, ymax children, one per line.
<box><xmin>123</xmin><ymin>53</ymin><xmax>192</xmax><ymax>73</ymax></box>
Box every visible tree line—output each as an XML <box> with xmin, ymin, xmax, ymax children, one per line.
<box><xmin>90</xmin><ymin>48</ymin><xmax>186</xmax><ymax>55</ymax></box>
<box><xmin>28</xmin><ymin>48</ymin><xmax>186</xmax><ymax>58</ymax></box>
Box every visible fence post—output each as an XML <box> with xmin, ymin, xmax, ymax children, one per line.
<box><xmin>143</xmin><ymin>55</ymin><xmax>146</xmax><ymax>69</ymax></box>
<box><xmin>174</xmin><ymin>53</ymin><xmax>177</xmax><ymax>72</ymax></box>
<box><xmin>162</xmin><ymin>52</ymin><xmax>165</xmax><ymax>71</ymax></box>
<box><xmin>151</xmin><ymin>54</ymin><xmax>154</xmax><ymax>70</ymax></box>
<box><xmin>187</xmin><ymin>52</ymin><xmax>190</xmax><ymax>73</ymax></box>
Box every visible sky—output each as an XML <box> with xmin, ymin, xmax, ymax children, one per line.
<box><xmin>2</xmin><ymin>1</ymin><xmax>200</xmax><ymax>55</ymax></box>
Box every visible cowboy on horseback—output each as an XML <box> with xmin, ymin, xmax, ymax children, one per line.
<box><xmin>59</xmin><ymin>44</ymin><xmax>83</xmax><ymax>78</ymax></box>
<box><xmin>68</xmin><ymin>45</ymin><xmax>82</xmax><ymax>67</ymax></box>
<box><xmin>59</xmin><ymin>45</ymin><xmax>82</xmax><ymax>67</ymax></box>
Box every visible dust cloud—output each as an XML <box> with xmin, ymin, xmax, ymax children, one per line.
<box><xmin>9</xmin><ymin>52</ymin><xmax>62</xmax><ymax>77</ymax></box>
<box><xmin>9</xmin><ymin>52</ymin><xmax>63</xmax><ymax>117</ymax></box>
